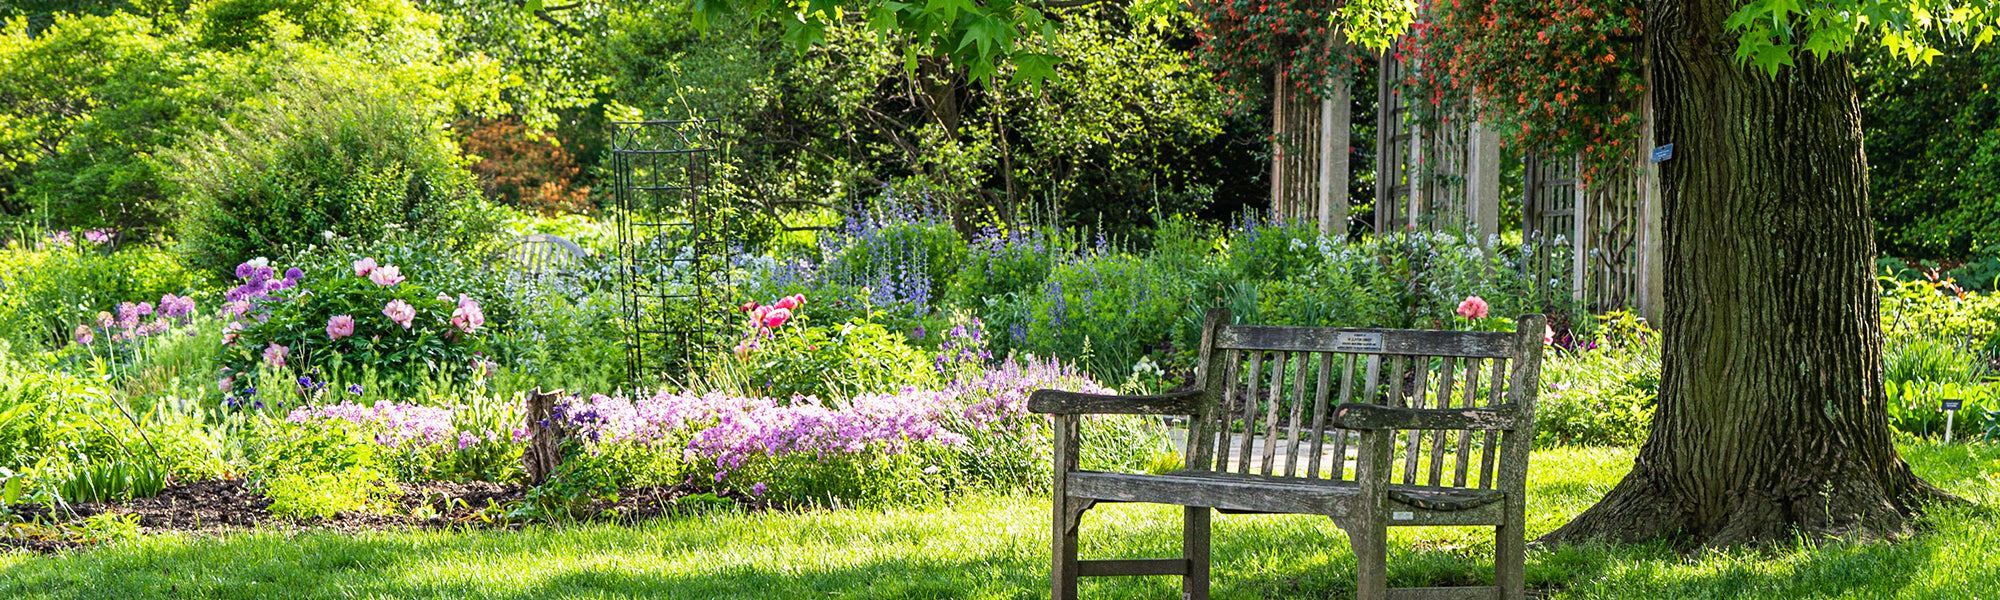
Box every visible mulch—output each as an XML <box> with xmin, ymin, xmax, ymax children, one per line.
<box><xmin>0</xmin><ymin>478</ymin><xmax>766</xmax><ymax>553</ymax></box>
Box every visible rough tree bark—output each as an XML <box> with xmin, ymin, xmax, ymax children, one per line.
<box><xmin>1540</xmin><ymin>0</ymin><xmax>1957</xmax><ymax>548</ymax></box>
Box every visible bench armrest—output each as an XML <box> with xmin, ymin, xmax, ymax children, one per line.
<box><xmin>1331</xmin><ymin>402</ymin><xmax>1522</xmax><ymax>431</ymax></box>
<box><xmin>1028</xmin><ymin>389</ymin><xmax>1205</xmax><ymax>415</ymax></box>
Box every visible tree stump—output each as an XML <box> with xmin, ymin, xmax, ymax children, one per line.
<box><xmin>523</xmin><ymin>388</ymin><xmax>569</xmax><ymax>486</ymax></box>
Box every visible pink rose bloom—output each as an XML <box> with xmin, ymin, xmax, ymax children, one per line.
<box><xmin>368</xmin><ymin>264</ymin><xmax>404</xmax><ymax>287</ymax></box>
<box><xmin>326</xmin><ymin>315</ymin><xmax>356</xmax><ymax>340</ymax></box>
<box><xmin>773</xmin><ymin>295</ymin><xmax>799</xmax><ymax>310</ymax></box>
<box><xmin>352</xmin><ymin>257</ymin><xmax>378</xmax><ymax>277</ymax></box>
<box><xmin>762</xmin><ymin>307</ymin><xmax>792</xmax><ymax>328</ymax></box>
<box><xmin>1456</xmin><ymin>296</ymin><xmax>1490</xmax><ymax>320</ymax></box>
<box><xmin>383</xmin><ymin>299</ymin><xmax>416</xmax><ymax>330</ymax></box>
<box><xmin>73</xmin><ymin>324</ymin><xmax>93</xmax><ymax>345</ymax></box>
<box><xmin>262</xmin><ymin>343</ymin><xmax>289</xmax><ymax>368</ymax></box>
<box><xmin>450</xmin><ymin>295</ymin><xmax>485</xmax><ymax>332</ymax></box>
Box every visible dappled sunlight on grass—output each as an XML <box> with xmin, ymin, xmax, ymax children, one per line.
<box><xmin>1</xmin><ymin>442</ymin><xmax>1994</xmax><ymax>599</ymax></box>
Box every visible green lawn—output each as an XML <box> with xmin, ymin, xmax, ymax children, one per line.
<box><xmin>3</xmin><ymin>441</ymin><xmax>1997</xmax><ymax>599</ymax></box>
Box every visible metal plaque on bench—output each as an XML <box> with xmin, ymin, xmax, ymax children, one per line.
<box><xmin>1333</xmin><ymin>332</ymin><xmax>1384</xmax><ymax>353</ymax></box>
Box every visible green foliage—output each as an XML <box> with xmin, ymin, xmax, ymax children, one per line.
<box><xmin>1537</xmin><ymin>338</ymin><xmax>1660</xmax><ymax>447</ymax></box>
<box><xmin>253</xmin><ymin>419</ymin><xmax>392</xmax><ymax>518</ymax></box>
<box><xmin>172</xmin><ymin>74</ymin><xmax>500</xmax><ymax>279</ymax></box>
<box><xmin>947</xmin><ymin>226</ymin><xmax>1063</xmax><ymax>305</ymax></box>
<box><xmin>730</xmin><ymin>317</ymin><xmax>939</xmax><ymax>400</ymax></box>
<box><xmin>223</xmin><ymin>255</ymin><xmax>489</xmax><ymax>396</ymax></box>
<box><xmin>1010</xmin><ymin>251</ymin><xmax>1201</xmax><ymax>380</ymax></box>
<box><xmin>0</xmin><ymin>238</ymin><xmax>204</xmax><ymax>350</ymax></box>
<box><xmin>830</xmin><ymin>220</ymin><xmax>966</xmax><ymax>307</ymax></box>
<box><xmin>195</xmin><ymin>0</ymin><xmax>431</xmax><ymax>50</ymax></box>
<box><xmin>1861</xmin><ymin>44</ymin><xmax>2000</xmax><ymax>262</ymax></box>
<box><xmin>1879</xmin><ymin>278</ymin><xmax>2000</xmax><ymax>358</ymax></box>
<box><xmin>0</xmin><ymin>13</ymin><xmax>204</xmax><ymax>232</ymax></box>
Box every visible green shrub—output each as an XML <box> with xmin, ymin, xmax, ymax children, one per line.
<box><xmin>172</xmin><ymin>74</ymin><xmax>500</xmax><ymax>280</ymax></box>
<box><xmin>729</xmin><ymin>315</ymin><xmax>938</xmax><ymax>400</ymax></box>
<box><xmin>948</xmin><ymin>226</ymin><xmax>1064</xmax><ymax>305</ymax></box>
<box><xmin>829</xmin><ymin>220</ymin><xmax>966</xmax><ymax>308</ymax></box>
<box><xmin>0</xmin><ymin>239</ymin><xmax>205</xmax><ymax>350</ymax></box>
<box><xmin>253</xmin><ymin>419</ymin><xmax>393</xmax><ymax>518</ymax></box>
<box><xmin>1010</xmin><ymin>252</ymin><xmax>1201</xmax><ymax>381</ymax></box>
<box><xmin>221</xmin><ymin>252</ymin><xmax>492</xmax><ymax>397</ymax></box>
<box><xmin>1536</xmin><ymin>328</ymin><xmax>1660</xmax><ymax>447</ymax></box>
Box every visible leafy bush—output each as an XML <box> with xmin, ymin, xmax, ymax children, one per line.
<box><xmin>948</xmin><ymin>226</ymin><xmax>1064</xmax><ymax>305</ymax></box>
<box><xmin>1536</xmin><ymin>315</ymin><xmax>1660</xmax><ymax>447</ymax></box>
<box><xmin>173</xmin><ymin>74</ymin><xmax>500</xmax><ymax>279</ymax></box>
<box><xmin>0</xmin><ymin>236</ymin><xmax>204</xmax><ymax>350</ymax></box>
<box><xmin>1009</xmin><ymin>252</ymin><xmax>1202</xmax><ymax>380</ymax></box>
<box><xmin>220</xmin><ymin>255</ymin><xmax>492</xmax><ymax>396</ymax></box>
<box><xmin>723</xmin><ymin>297</ymin><xmax>938</xmax><ymax>400</ymax></box>
<box><xmin>253</xmin><ymin>419</ymin><xmax>393</xmax><ymax>518</ymax></box>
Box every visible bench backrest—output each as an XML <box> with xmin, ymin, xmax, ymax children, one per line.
<box><xmin>495</xmin><ymin>233</ymin><xmax>589</xmax><ymax>280</ymax></box>
<box><xmin>1184</xmin><ymin>308</ymin><xmax>1546</xmax><ymax>493</ymax></box>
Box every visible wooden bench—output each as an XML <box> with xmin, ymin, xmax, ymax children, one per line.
<box><xmin>1029</xmin><ymin>308</ymin><xmax>1546</xmax><ymax>600</ymax></box>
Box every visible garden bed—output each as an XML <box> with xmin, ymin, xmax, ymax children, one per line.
<box><xmin>2</xmin><ymin>478</ymin><xmax>766</xmax><ymax>552</ymax></box>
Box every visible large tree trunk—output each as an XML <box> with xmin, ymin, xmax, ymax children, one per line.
<box><xmin>1541</xmin><ymin>0</ymin><xmax>1956</xmax><ymax>548</ymax></box>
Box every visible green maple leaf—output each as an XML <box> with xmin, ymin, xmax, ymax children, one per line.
<box><xmin>1010</xmin><ymin>52</ymin><xmax>1058</xmax><ymax>89</ymax></box>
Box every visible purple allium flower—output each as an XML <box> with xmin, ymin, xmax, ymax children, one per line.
<box><xmin>72</xmin><ymin>325</ymin><xmax>93</xmax><ymax>346</ymax></box>
<box><xmin>284</xmin><ymin>267</ymin><xmax>304</xmax><ymax>281</ymax></box>
<box><xmin>83</xmin><ymin>229</ymin><xmax>112</xmax><ymax>244</ymax></box>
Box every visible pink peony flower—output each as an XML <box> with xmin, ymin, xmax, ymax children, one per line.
<box><xmin>773</xmin><ymin>295</ymin><xmax>799</xmax><ymax>310</ymax></box>
<box><xmin>382</xmin><ymin>299</ymin><xmax>416</xmax><ymax>330</ymax></box>
<box><xmin>1456</xmin><ymin>296</ymin><xmax>1490</xmax><ymax>319</ymax></box>
<box><xmin>368</xmin><ymin>264</ymin><xmax>404</xmax><ymax>287</ymax></box>
<box><xmin>352</xmin><ymin>257</ymin><xmax>378</xmax><ymax>277</ymax></box>
<box><xmin>262</xmin><ymin>343</ymin><xmax>289</xmax><ymax>368</ymax></box>
<box><xmin>450</xmin><ymin>295</ymin><xmax>485</xmax><ymax>333</ymax></box>
<box><xmin>218</xmin><ymin>375</ymin><xmax>233</xmax><ymax>393</ymax></box>
<box><xmin>733</xmin><ymin>341</ymin><xmax>753</xmax><ymax>358</ymax></box>
<box><xmin>326</xmin><ymin>315</ymin><xmax>356</xmax><ymax>340</ymax></box>
<box><xmin>73</xmin><ymin>324</ymin><xmax>93</xmax><ymax>345</ymax></box>
<box><xmin>751</xmin><ymin>305</ymin><xmax>771</xmax><ymax>323</ymax></box>
<box><xmin>223</xmin><ymin>321</ymin><xmax>244</xmax><ymax>345</ymax></box>
<box><xmin>739</xmin><ymin>301</ymin><xmax>758</xmax><ymax>312</ymax></box>
<box><xmin>762</xmin><ymin>307</ymin><xmax>792</xmax><ymax>328</ymax></box>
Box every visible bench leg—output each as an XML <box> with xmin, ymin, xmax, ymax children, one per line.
<box><xmin>1183</xmin><ymin>506</ymin><xmax>1210</xmax><ymax>600</ymax></box>
<box><xmin>1053</xmin><ymin>502</ymin><xmax>1077</xmax><ymax>600</ymax></box>
<box><xmin>1494</xmin><ymin>519</ymin><xmax>1524</xmax><ymax>600</ymax></box>
<box><xmin>1347</xmin><ymin>517</ymin><xmax>1388</xmax><ymax>600</ymax></box>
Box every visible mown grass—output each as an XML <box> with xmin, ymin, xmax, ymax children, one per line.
<box><xmin>1</xmin><ymin>441</ymin><xmax>1995</xmax><ymax>599</ymax></box>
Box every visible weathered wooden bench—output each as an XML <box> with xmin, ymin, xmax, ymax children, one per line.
<box><xmin>1028</xmin><ymin>308</ymin><xmax>1546</xmax><ymax>600</ymax></box>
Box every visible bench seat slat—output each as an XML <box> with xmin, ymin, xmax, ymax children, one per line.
<box><xmin>1385</xmin><ymin>586</ymin><xmax>1501</xmax><ymax>600</ymax></box>
<box><xmin>1066</xmin><ymin>471</ymin><xmax>1508</xmax><ymax>521</ymax></box>
<box><xmin>1077</xmin><ymin>559</ymin><xmax>1189</xmax><ymax>577</ymax></box>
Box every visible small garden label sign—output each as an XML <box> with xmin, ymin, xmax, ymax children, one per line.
<box><xmin>1943</xmin><ymin>392</ymin><xmax>1963</xmax><ymax>444</ymax></box>
<box><xmin>1651</xmin><ymin>144</ymin><xmax>1674</xmax><ymax>163</ymax></box>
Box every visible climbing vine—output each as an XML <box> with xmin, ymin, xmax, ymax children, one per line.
<box><xmin>1189</xmin><ymin>0</ymin><xmax>1371</xmax><ymax>104</ymax></box>
<box><xmin>1412</xmin><ymin>0</ymin><xmax>1646</xmax><ymax>173</ymax></box>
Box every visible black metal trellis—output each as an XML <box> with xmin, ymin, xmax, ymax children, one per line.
<box><xmin>611</xmin><ymin>120</ymin><xmax>729</xmax><ymax>384</ymax></box>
